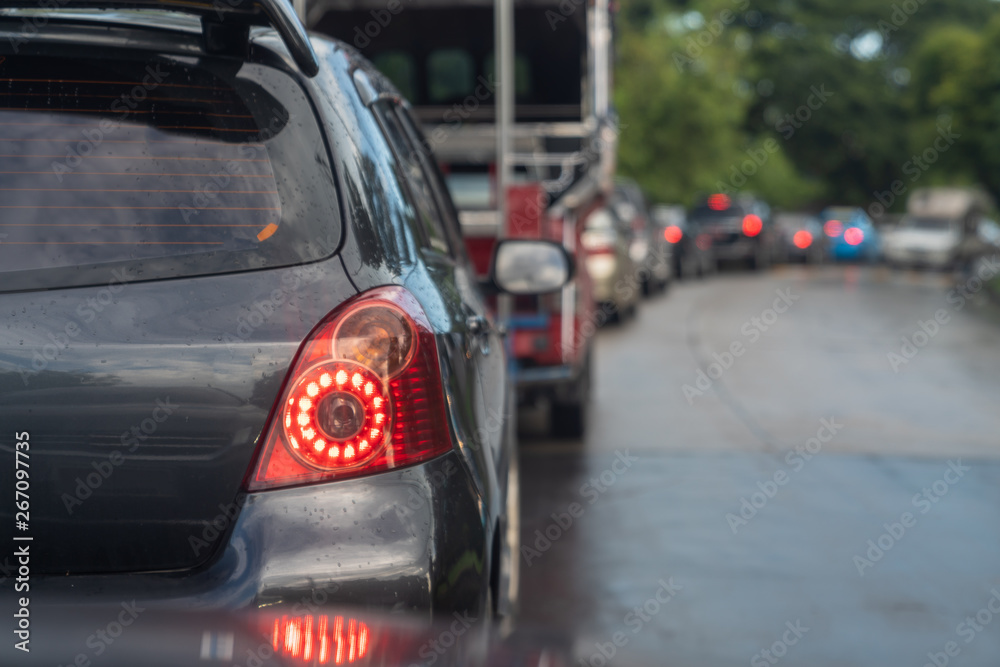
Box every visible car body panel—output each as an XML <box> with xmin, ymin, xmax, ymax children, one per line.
<box><xmin>0</xmin><ymin>22</ymin><xmax>512</xmax><ymax>618</ymax></box>
<box><xmin>820</xmin><ymin>207</ymin><xmax>881</xmax><ymax>262</ymax></box>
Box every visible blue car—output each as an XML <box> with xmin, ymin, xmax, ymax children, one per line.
<box><xmin>820</xmin><ymin>207</ymin><xmax>881</xmax><ymax>262</ymax></box>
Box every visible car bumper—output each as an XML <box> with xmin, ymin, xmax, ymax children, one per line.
<box><xmin>0</xmin><ymin>452</ymin><xmax>488</xmax><ymax>619</ymax></box>
<box><xmin>515</xmin><ymin>362</ymin><xmax>585</xmax><ymax>405</ymax></box>
<box><xmin>885</xmin><ymin>247</ymin><xmax>954</xmax><ymax>267</ymax></box>
<box><xmin>711</xmin><ymin>239</ymin><xmax>756</xmax><ymax>261</ymax></box>
<box><xmin>831</xmin><ymin>243</ymin><xmax>873</xmax><ymax>260</ymax></box>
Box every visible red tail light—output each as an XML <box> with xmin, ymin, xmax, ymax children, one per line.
<box><xmin>708</xmin><ymin>193</ymin><xmax>730</xmax><ymax>210</ymax></box>
<box><xmin>844</xmin><ymin>227</ymin><xmax>864</xmax><ymax>245</ymax></box>
<box><xmin>663</xmin><ymin>225</ymin><xmax>683</xmax><ymax>244</ymax></box>
<box><xmin>272</xmin><ymin>615</ymin><xmax>371</xmax><ymax>665</ymax></box>
<box><xmin>248</xmin><ymin>287</ymin><xmax>451</xmax><ymax>491</ymax></box>
<box><xmin>824</xmin><ymin>220</ymin><xmax>843</xmax><ymax>237</ymax></box>
<box><xmin>742</xmin><ymin>214</ymin><xmax>763</xmax><ymax>237</ymax></box>
<box><xmin>793</xmin><ymin>230</ymin><xmax>813</xmax><ymax>249</ymax></box>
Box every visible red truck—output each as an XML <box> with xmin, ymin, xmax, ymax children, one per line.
<box><xmin>308</xmin><ymin>0</ymin><xmax>617</xmax><ymax>437</ymax></box>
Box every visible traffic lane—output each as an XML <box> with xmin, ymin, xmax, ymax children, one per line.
<box><xmin>689</xmin><ymin>264</ymin><xmax>1000</xmax><ymax>458</ymax></box>
<box><xmin>518</xmin><ymin>449</ymin><xmax>1000</xmax><ymax>667</ymax></box>
<box><xmin>518</xmin><ymin>264</ymin><xmax>1000</xmax><ymax>666</ymax></box>
<box><xmin>524</xmin><ymin>263</ymin><xmax>1000</xmax><ymax>458</ymax></box>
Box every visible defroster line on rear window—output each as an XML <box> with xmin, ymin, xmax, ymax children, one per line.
<box><xmin>0</xmin><ymin>78</ymin><xmax>235</xmax><ymax>90</ymax></box>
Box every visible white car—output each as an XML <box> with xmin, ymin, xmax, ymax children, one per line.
<box><xmin>884</xmin><ymin>188</ymin><xmax>994</xmax><ymax>269</ymax></box>
<box><xmin>883</xmin><ymin>217</ymin><xmax>964</xmax><ymax>269</ymax></box>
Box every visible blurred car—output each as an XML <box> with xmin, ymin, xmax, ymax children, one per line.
<box><xmin>775</xmin><ymin>213</ymin><xmax>827</xmax><ymax>264</ymax></box>
<box><xmin>612</xmin><ymin>180</ymin><xmax>671</xmax><ymax>294</ymax></box>
<box><xmin>689</xmin><ymin>193</ymin><xmax>779</xmax><ymax>270</ymax></box>
<box><xmin>0</xmin><ymin>2</ymin><xmax>576</xmax><ymax>622</ymax></box>
<box><xmin>821</xmin><ymin>207</ymin><xmax>881</xmax><ymax>262</ymax></box>
<box><xmin>652</xmin><ymin>204</ymin><xmax>716</xmax><ymax>279</ymax></box>
<box><xmin>582</xmin><ymin>206</ymin><xmax>640</xmax><ymax>320</ymax></box>
<box><xmin>882</xmin><ymin>187</ymin><xmax>994</xmax><ymax>270</ymax></box>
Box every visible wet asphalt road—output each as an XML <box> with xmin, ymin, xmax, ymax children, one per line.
<box><xmin>516</xmin><ymin>264</ymin><xmax>1000</xmax><ymax>667</ymax></box>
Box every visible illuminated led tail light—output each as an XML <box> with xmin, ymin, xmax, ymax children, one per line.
<box><xmin>793</xmin><ymin>230</ymin><xmax>813</xmax><ymax>249</ymax></box>
<box><xmin>844</xmin><ymin>227</ymin><xmax>864</xmax><ymax>245</ymax></box>
<box><xmin>248</xmin><ymin>287</ymin><xmax>452</xmax><ymax>490</ymax></box>
<box><xmin>824</xmin><ymin>220</ymin><xmax>843</xmax><ymax>238</ymax></box>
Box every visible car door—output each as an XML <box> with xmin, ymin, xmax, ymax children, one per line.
<box><xmin>372</xmin><ymin>99</ymin><xmax>508</xmax><ymax>493</ymax></box>
<box><xmin>399</xmin><ymin>103</ymin><xmax>509</xmax><ymax>465</ymax></box>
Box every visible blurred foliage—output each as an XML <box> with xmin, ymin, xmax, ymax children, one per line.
<box><xmin>614</xmin><ymin>0</ymin><xmax>1000</xmax><ymax>211</ymax></box>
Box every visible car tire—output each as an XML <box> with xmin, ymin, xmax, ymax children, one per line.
<box><xmin>549</xmin><ymin>353</ymin><xmax>591</xmax><ymax>439</ymax></box>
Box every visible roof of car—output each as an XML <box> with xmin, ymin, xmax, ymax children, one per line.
<box><xmin>0</xmin><ymin>0</ymin><xmax>320</xmax><ymax>76</ymax></box>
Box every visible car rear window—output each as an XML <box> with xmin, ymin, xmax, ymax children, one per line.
<box><xmin>690</xmin><ymin>204</ymin><xmax>749</xmax><ymax>219</ymax></box>
<box><xmin>902</xmin><ymin>217</ymin><xmax>955</xmax><ymax>230</ymax></box>
<box><xmin>0</xmin><ymin>53</ymin><xmax>339</xmax><ymax>292</ymax></box>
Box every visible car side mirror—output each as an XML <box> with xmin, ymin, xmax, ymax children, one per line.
<box><xmin>489</xmin><ymin>239</ymin><xmax>574</xmax><ymax>296</ymax></box>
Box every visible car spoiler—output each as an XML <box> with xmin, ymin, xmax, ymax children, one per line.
<box><xmin>0</xmin><ymin>0</ymin><xmax>320</xmax><ymax>76</ymax></box>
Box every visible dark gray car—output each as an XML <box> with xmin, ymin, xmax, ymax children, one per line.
<box><xmin>0</xmin><ymin>0</ymin><xmax>571</xmax><ymax>641</ymax></box>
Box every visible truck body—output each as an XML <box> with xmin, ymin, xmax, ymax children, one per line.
<box><xmin>308</xmin><ymin>0</ymin><xmax>617</xmax><ymax>437</ymax></box>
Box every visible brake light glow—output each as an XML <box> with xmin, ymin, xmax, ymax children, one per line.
<box><xmin>844</xmin><ymin>227</ymin><xmax>864</xmax><ymax>245</ymax></box>
<box><xmin>272</xmin><ymin>615</ymin><xmax>370</xmax><ymax>665</ymax></box>
<box><xmin>824</xmin><ymin>220</ymin><xmax>843</xmax><ymax>237</ymax></box>
<box><xmin>793</xmin><ymin>230</ymin><xmax>813</xmax><ymax>249</ymax></box>
<box><xmin>248</xmin><ymin>287</ymin><xmax>452</xmax><ymax>490</ymax></box>
<box><xmin>742</xmin><ymin>214</ymin><xmax>763</xmax><ymax>237</ymax></box>
<box><xmin>707</xmin><ymin>193</ymin><xmax>730</xmax><ymax>210</ymax></box>
<box><xmin>282</xmin><ymin>362</ymin><xmax>389</xmax><ymax>470</ymax></box>
<box><xmin>663</xmin><ymin>226</ymin><xmax>683</xmax><ymax>244</ymax></box>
